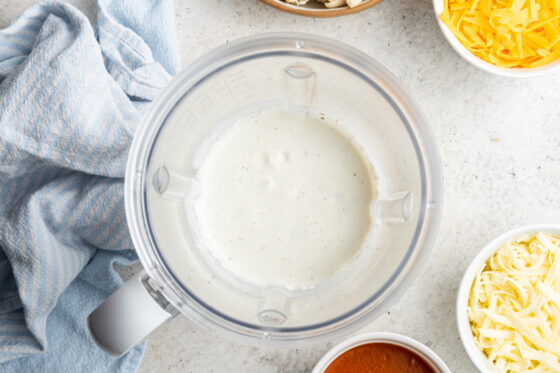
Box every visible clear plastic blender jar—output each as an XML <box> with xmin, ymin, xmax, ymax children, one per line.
<box><xmin>88</xmin><ymin>33</ymin><xmax>443</xmax><ymax>356</ymax></box>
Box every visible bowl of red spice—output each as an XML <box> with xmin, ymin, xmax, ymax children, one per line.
<box><xmin>312</xmin><ymin>332</ymin><xmax>451</xmax><ymax>373</ymax></box>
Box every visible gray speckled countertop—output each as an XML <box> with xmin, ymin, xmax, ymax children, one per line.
<box><xmin>3</xmin><ymin>1</ymin><xmax>560</xmax><ymax>372</ymax></box>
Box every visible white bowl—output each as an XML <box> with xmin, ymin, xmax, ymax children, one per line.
<box><xmin>432</xmin><ymin>0</ymin><xmax>560</xmax><ymax>77</ymax></box>
<box><xmin>456</xmin><ymin>224</ymin><xmax>560</xmax><ymax>372</ymax></box>
<box><xmin>312</xmin><ymin>332</ymin><xmax>451</xmax><ymax>373</ymax></box>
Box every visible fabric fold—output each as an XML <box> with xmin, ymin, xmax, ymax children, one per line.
<box><xmin>0</xmin><ymin>0</ymin><xmax>179</xmax><ymax>370</ymax></box>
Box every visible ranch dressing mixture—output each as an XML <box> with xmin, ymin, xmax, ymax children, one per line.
<box><xmin>196</xmin><ymin>110</ymin><xmax>376</xmax><ymax>289</ymax></box>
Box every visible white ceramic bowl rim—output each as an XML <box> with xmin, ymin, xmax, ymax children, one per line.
<box><xmin>432</xmin><ymin>0</ymin><xmax>560</xmax><ymax>77</ymax></box>
<box><xmin>312</xmin><ymin>332</ymin><xmax>451</xmax><ymax>373</ymax></box>
<box><xmin>456</xmin><ymin>224</ymin><xmax>560</xmax><ymax>372</ymax></box>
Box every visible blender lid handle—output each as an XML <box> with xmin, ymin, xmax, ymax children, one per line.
<box><xmin>87</xmin><ymin>269</ymin><xmax>176</xmax><ymax>356</ymax></box>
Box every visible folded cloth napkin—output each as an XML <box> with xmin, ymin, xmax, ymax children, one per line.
<box><xmin>0</xmin><ymin>0</ymin><xmax>179</xmax><ymax>371</ymax></box>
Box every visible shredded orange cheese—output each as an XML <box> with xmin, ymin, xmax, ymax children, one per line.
<box><xmin>468</xmin><ymin>233</ymin><xmax>560</xmax><ymax>372</ymax></box>
<box><xmin>441</xmin><ymin>0</ymin><xmax>560</xmax><ymax>68</ymax></box>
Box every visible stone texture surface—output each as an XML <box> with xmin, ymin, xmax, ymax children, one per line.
<box><xmin>3</xmin><ymin>0</ymin><xmax>560</xmax><ymax>372</ymax></box>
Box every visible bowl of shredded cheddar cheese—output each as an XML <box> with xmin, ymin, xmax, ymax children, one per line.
<box><xmin>434</xmin><ymin>0</ymin><xmax>560</xmax><ymax>76</ymax></box>
<box><xmin>457</xmin><ymin>225</ymin><xmax>560</xmax><ymax>372</ymax></box>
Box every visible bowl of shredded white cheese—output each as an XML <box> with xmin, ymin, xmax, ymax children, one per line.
<box><xmin>260</xmin><ymin>0</ymin><xmax>383</xmax><ymax>17</ymax></box>
<box><xmin>457</xmin><ymin>225</ymin><xmax>560</xmax><ymax>373</ymax></box>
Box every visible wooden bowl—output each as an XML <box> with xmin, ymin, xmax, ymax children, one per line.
<box><xmin>260</xmin><ymin>0</ymin><xmax>384</xmax><ymax>17</ymax></box>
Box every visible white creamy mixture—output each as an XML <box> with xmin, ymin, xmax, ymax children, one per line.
<box><xmin>196</xmin><ymin>110</ymin><xmax>376</xmax><ymax>289</ymax></box>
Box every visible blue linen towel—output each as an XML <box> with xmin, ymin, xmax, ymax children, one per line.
<box><xmin>0</xmin><ymin>0</ymin><xmax>180</xmax><ymax>371</ymax></box>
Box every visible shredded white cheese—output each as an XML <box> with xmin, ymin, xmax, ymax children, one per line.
<box><xmin>469</xmin><ymin>233</ymin><xmax>560</xmax><ymax>372</ymax></box>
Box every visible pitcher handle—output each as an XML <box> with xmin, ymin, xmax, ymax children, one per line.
<box><xmin>88</xmin><ymin>269</ymin><xmax>176</xmax><ymax>356</ymax></box>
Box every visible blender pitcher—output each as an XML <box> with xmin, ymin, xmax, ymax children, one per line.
<box><xmin>88</xmin><ymin>33</ymin><xmax>443</xmax><ymax>356</ymax></box>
